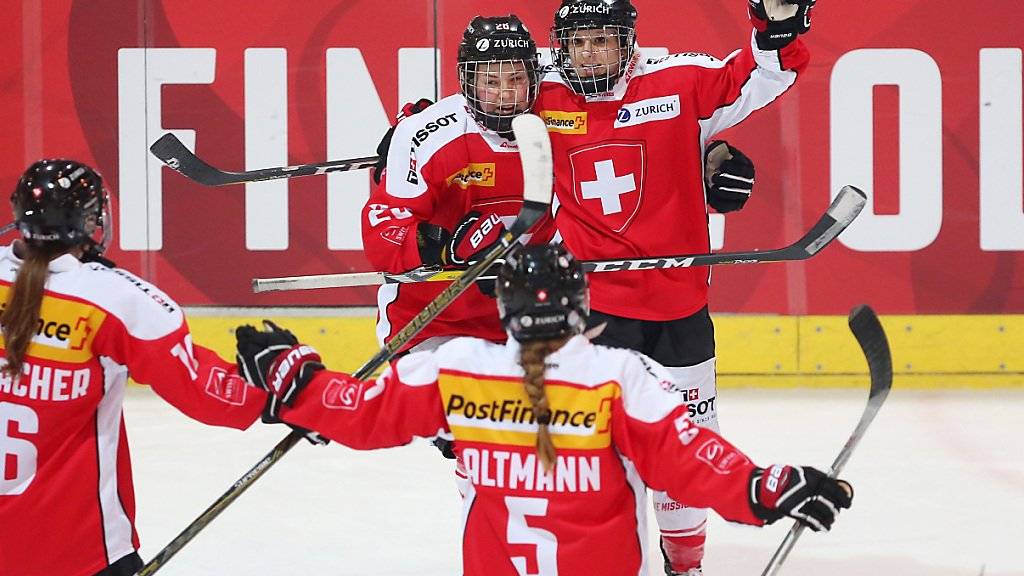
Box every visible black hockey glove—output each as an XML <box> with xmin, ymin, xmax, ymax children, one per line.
<box><xmin>432</xmin><ymin>437</ymin><xmax>457</xmax><ymax>459</ymax></box>
<box><xmin>372</xmin><ymin>98</ymin><xmax>435</xmax><ymax>184</ymax></box>
<box><xmin>236</xmin><ymin>320</ymin><xmax>328</xmax><ymax>445</ymax></box>
<box><xmin>417</xmin><ymin>222</ymin><xmax>453</xmax><ymax>267</ymax></box>
<box><xmin>749</xmin><ymin>464</ymin><xmax>853</xmax><ymax>531</ymax></box>
<box><xmin>705</xmin><ymin>140</ymin><xmax>755</xmax><ymax>213</ymax></box>
<box><xmin>748</xmin><ymin>0</ymin><xmax>816</xmax><ymax>50</ymax></box>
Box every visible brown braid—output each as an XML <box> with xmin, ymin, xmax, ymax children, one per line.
<box><xmin>2</xmin><ymin>242</ymin><xmax>67</xmax><ymax>376</ymax></box>
<box><xmin>518</xmin><ymin>338</ymin><xmax>569</xmax><ymax>471</ymax></box>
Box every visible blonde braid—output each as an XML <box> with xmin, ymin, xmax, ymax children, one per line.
<box><xmin>519</xmin><ymin>338</ymin><xmax>566</xmax><ymax>471</ymax></box>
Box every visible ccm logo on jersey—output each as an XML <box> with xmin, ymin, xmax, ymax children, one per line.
<box><xmin>614</xmin><ymin>95</ymin><xmax>681</xmax><ymax>128</ymax></box>
<box><xmin>540</xmin><ymin>110</ymin><xmax>588</xmax><ymax>134</ymax></box>
<box><xmin>446</xmin><ymin>163</ymin><xmax>496</xmax><ymax>189</ymax></box>
<box><xmin>323</xmin><ymin>378</ymin><xmax>364</xmax><ymax>411</ymax></box>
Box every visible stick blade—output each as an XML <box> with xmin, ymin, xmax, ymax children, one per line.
<box><xmin>512</xmin><ymin>114</ymin><xmax>554</xmax><ymax>208</ymax></box>
<box><xmin>848</xmin><ymin>304</ymin><xmax>893</xmax><ymax>401</ymax></box>
<box><xmin>803</xmin><ymin>185</ymin><xmax>867</xmax><ymax>255</ymax></box>
<box><xmin>149</xmin><ymin>133</ymin><xmax>231</xmax><ymax>186</ymax></box>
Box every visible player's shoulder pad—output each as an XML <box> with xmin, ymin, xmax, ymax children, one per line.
<box><xmin>390</xmin><ymin>94</ymin><xmax>469</xmax><ymax>154</ymax></box>
<box><xmin>74</xmin><ymin>264</ymin><xmax>185</xmax><ymax>339</ymax></box>
<box><xmin>642</xmin><ymin>51</ymin><xmax>729</xmax><ymax>73</ymax></box>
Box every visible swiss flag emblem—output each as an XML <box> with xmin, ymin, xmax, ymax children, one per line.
<box><xmin>568</xmin><ymin>142</ymin><xmax>645</xmax><ymax>233</ymax></box>
<box><xmin>323</xmin><ymin>378</ymin><xmax>364</xmax><ymax>411</ymax></box>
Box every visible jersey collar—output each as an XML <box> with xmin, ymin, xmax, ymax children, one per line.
<box><xmin>0</xmin><ymin>242</ymin><xmax>83</xmax><ymax>273</ymax></box>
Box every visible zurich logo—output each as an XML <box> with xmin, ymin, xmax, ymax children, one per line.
<box><xmin>616</xmin><ymin>108</ymin><xmax>632</xmax><ymax>123</ymax></box>
<box><xmin>558</xmin><ymin>6</ymin><xmax>570</xmax><ymax>18</ymax></box>
<box><xmin>476</xmin><ymin>39</ymin><xmax>490</xmax><ymax>51</ymax></box>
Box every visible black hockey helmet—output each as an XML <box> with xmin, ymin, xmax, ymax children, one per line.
<box><xmin>497</xmin><ymin>244</ymin><xmax>589</xmax><ymax>343</ymax></box>
<box><xmin>550</xmin><ymin>0</ymin><xmax>638</xmax><ymax>95</ymax></box>
<box><xmin>458</xmin><ymin>15</ymin><xmax>540</xmax><ymax>136</ymax></box>
<box><xmin>11</xmin><ymin>159</ymin><xmax>112</xmax><ymax>255</ymax></box>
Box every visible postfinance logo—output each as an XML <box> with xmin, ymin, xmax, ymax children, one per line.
<box><xmin>438</xmin><ymin>371</ymin><xmax>618</xmax><ymax>449</ymax></box>
<box><xmin>446</xmin><ymin>163</ymin><xmax>496</xmax><ymax>189</ymax></box>
<box><xmin>540</xmin><ymin>110</ymin><xmax>588</xmax><ymax>134</ymax></box>
<box><xmin>0</xmin><ymin>286</ymin><xmax>104</xmax><ymax>363</ymax></box>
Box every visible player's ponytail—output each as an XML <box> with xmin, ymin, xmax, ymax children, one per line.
<box><xmin>2</xmin><ymin>244</ymin><xmax>63</xmax><ymax>377</ymax></box>
<box><xmin>519</xmin><ymin>338</ymin><xmax>562</xmax><ymax>471</ymax></box>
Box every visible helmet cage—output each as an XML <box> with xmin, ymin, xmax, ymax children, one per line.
<box><xmin>459</xmin><ymin>59</ymin><xmax>540</xmax><ymax>135</ymax></box>
<box><xmin>550</xmin><ymin>24</ymin><xmax>636</xmax><ymax>96</ymax></box>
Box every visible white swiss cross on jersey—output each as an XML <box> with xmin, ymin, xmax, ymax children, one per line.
<box><xmin>569</xmin><ymin>143</ymin><xmax>646</xmax><ymax>233</ymax></box>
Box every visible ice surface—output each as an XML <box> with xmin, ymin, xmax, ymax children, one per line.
<box><xmin>128</xmin><ymin>387</ymin><xmax>1024</xmax><ymax>575</ymax></box>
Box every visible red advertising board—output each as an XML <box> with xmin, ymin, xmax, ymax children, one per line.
<box><xmin>2</xmin><ymin>0</ymin><xmax>1022</xmax><ymax>313</ymax></box>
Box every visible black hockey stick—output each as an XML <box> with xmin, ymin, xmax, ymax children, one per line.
<box><xmin>251</xmin><ymin>185</ymin><xmax>866</xmax><ymax>293</ymax></box>
<box><xmin>136</xmin><ymin>114</ymin><xmax>553</xmax><ymax>575</ymax></box>
<box><xmin>148</xmin><ymin>133</ymin><xmax>378</xmax><ymax>186</ymax></box>
<box><xmin>760</xmin><ymin>304</ymin><xmax>893</xmax><ymax>576</ymax></box>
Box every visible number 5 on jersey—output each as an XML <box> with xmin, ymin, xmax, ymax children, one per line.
<box><xmin>506</xmin><ymin>496</ymin><xmax>559</xmax><ymax>575</ymax></box>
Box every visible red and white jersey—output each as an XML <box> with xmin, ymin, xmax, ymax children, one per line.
<box><xmin>363</xmin><ymin>94</ymin><xmax>556</xmax><ymax>351</ymax></box>
<box><xmin>534</xmin><ymin>32</ymin><xmax>809</xmax><ymax>321</ymax></box>
<box><xmin>0</xmin><ymin>246</ymin><xmax>265</xmax><ymax>576</ymax></box>
<box><xmin>281</xmin><ymin>335</ymin><xmax>762</xmax><ymax>576</ymax></box>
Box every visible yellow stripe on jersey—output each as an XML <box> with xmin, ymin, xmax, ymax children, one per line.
<box><xmin>446</xmin><ymin>163</ymin><xmax>496</xmax><ymax>189</ymax></box>
<box><xmin>0</xmin><ymin>286</ymin><xmax>106</xmax><ymax>363</ymax></box>
<box><xmin>438</xmin><ymin>371</ymin><xmax>619</xmax><ymax>449</ymax></box>
<box><xmin>539</xmin><ymin>110</ymin><xmax>588</xmax><ymax>134</ymax></box>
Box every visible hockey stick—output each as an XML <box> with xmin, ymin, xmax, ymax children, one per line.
<box><xmin>148</xmin><ymin>132</ymin><xmax>378</xmax><ymax>186</ymax></box>
<box><xmin>760</xmin><ymin>304</ymin><xmax>893</xmax><ymax>576</ymax></box>
<box><xmin>0</xmin><ymin>222</ymin><xmax>15</xmax><ymax>236</ymax></box>
<box><xmin>136</xmin><ymin>114</ymin><xmax>552</xmax><ymax>575</ymax></box>
<box><xmin>251</xmin><ymin>185</ymin><xmax>866</xmax><ymax>293</ymax></box>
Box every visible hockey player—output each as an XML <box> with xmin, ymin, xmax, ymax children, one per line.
<box><xmin>236</xmin><ymin>244</ymin><xmax>853</xmax><ymax>576</ymax></box>
<box><xmin>535</xmin><ymin>0</ymin><xmax>813</xmax><ymax>572</ymax></box>
<box><xmin>0</xmin><ymin>160</ymin><xmax>270</xmax><ymax>576</ymax></box>
<box><xmin>362</xmin><ymin>15</ymin><xmax>556</xmax><ymax>356</ymax></box>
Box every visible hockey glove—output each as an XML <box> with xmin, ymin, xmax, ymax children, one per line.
<box><xmin>372</xmin><ymin>98</ymin><xmax>435</xmax><ymax>184</ymax></box>
<box><xmin>705</xmin><ymin>140</ymin><xmax>755</xmax><ymax>213</ymax></box>
<box><xmin>446</xmin><ymin>211</ymin><xmax>506</xmax><ymax>296</ymax></box>
<box><xmin>748</xmin><ymin>0</ymin><xmax>816</xmax><ymax>50</ymax></box>
<box><xmin>749</xmin><ymin>464</ymin><xmax>853</xmax><ymax>531</ymax></box>
<box><xmin>446</xmin><ymin>212</ymin><xmax>506</xmax><ymax>269</ymax></box>
<box><xmin>236</xmin><ymin>320</ymin><xmax>328</xmax><ymax>445</ymax></box>
<box><xmin>417</xmin><ymin>223</ymin><xmax>453</xmax><ymax>267</ymax></box>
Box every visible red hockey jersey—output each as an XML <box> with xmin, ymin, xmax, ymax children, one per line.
<box><xmin>362</xmin><ymin>94</ymin><xmax>556</xmax><ymax>351</ymax></box>
<box><xmin>280</xmin><ymin>335</ymin><xmax>763</xmax><ymax>576</ymax></box>
<box><xmin>534</xmin><ymin>32</ymin><xmax>809</xmax><ymax>321</ymax></box>
<box><xmin>0</xmin><ymin>246</ymin><xmax>266</xmax><ymax>576</ymax></box>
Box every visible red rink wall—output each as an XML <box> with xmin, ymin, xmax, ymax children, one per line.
<box><xmin>2</xmin><ymin>0</ymin><xmax>1023</xmax><ymax>315</ymax></box>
